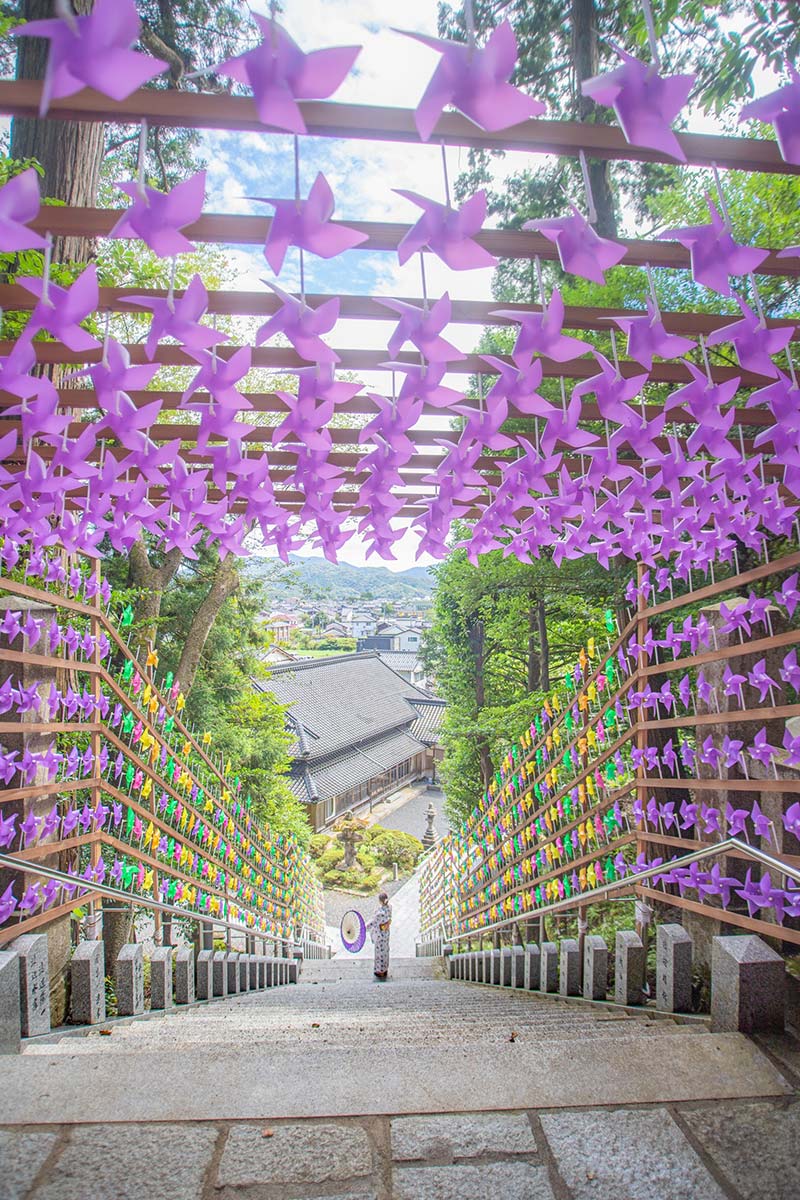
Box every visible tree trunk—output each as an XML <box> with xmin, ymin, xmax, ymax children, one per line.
<box><xmin>175</xmin><ymin>556</ymin><xmax>240</xmax><ymax>695</ymax></box>
<box><xmin>127</xmin><ymin>540</ymin><xmax>183</xmax><ymax>659</ymax></box>
<box><xmin>527</xmin><ymin>603</ymin><xmax>540</xmax><ymax>692</ymax></box>
<box><xmin>10</xmin><ymin>0</ymin><xmax>106</xmax><ymax>264</ymax></box>
<box><xmin>469</xmin><ymin>616</ymin><xmax>493</xmax><ymax>788</ymax></box>
<box><xmin>571</xmin><ymin>0</ymin><xmax>618</xmax><ymax>237</ymax></box>
<box><xmin>536</xmin><ymin>598</ymin><xmax>550</xmax><ymax>691</ymax></box>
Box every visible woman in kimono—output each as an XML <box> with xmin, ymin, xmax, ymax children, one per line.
<box><xmin>368</xmin><ymin>891</ymin><xmax>392</xmax><ymax>979</ymax></box>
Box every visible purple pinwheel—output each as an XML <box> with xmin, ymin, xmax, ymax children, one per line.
<box><xmin>739</xmin><ymin>65</ymin><xmax>800</xmax><ymax>166</ymax></box>
<box><xmin>719</xmin><ymin>599</ymin><xmax>751</xmax><ymax>639</ymax></box>
<box><xmin>15</xmin><ymin>681</ymin><xmax>41</xmax><ymax>715</ymax></box>
<box><xmin>659</xmin><ymin>197</ymin><xmax>769</xmax><ymax>297</ymax></box>
<box><xmin>751</xmin><ymin>800</ymin><xmax>773</xmax><ymax>841</ymax></box>
<box><xmin>395</xmin><ymin>188</ymin><xmax>496</xmax><ymax>270</ymax></box>
<box><xmin>701</xmin><ymin>863</ymin><xmax>740</xmax><ymax>907</ymax></box>
<box><xmin>706</xmin><ymin>296</ymin><xmax>793</xmax><ymax>379</ymax></box>
<box><xmin>214</xmin><ymin>16</ymin><xmax>359</xmax><ymax>134</ymax></box>
<box><xmin>40</xmin><ymin>804</ymin><xmax>59</xmax><ymax>839</ymax></box>
<box><xmin>737</xmin><ymin>870</ymin><xmax>778</xmax><ymax>918</ymax></box>
<box><xmin>582</xmin><ymin>45</ymin><xmax>694</xmax><ymax>160</ymax></box>
<box><xmin>679</xmin><ymin>741</ymin><xmax>696</xmax><ymax>772</ymax></box>
<box><xmin>111</xmin><ymin>170</ymin><xmax>206</xmax><ymax>258</ymax></box>
<box><xmin>0</xmin><ymin>677</ymin><xmax>12</xmax><ymax>715</ymax></box>
<box><xmin>749</xmin><ymin>726</ymin><xmax>777</xmax><ymax>768</ymax></box>
<box><xmin>661</xmin><ymin>739</ymin><xmax>678</xmax><ymax>775</ymax></box>
<box><xmin>774</xmin><ymin>572</ymin><xmax>800</xmax><ymax>618</ymax></box>
<box><xmin>0</xmin><ymin>167</ymin><xmax>46</xmax><ymax>251</ymax></box>
<box><xmin>722</xmin><ymin>664</ymin><xmax>746</xmax><ymax>703</ymax></box>
<box><xmin>748</xmin><ymin>658</ymin><xmax>778</xmax><ymax>704</ymax></box>
<box><xmin>19</xmin><ymin>810</ymin><xmax>40</xmax><ymax>847</ymax></box>
<box><xmin>699</xmin><ymin>735</ymin><xmax>722</xmax><ymax>772</ymax></box>
<box><xmin>0</xmin><ymin>609</ymin><xmax>22</xmax><ymax>643</ymax></box>
<box><xmin>256</xmin><ymin>282</ymin><xmax>340</xmax><ymax>363</ymax></box>
<box><xmin>725</xmin><ymin>801</ymin><xmax>750</xmax><ymax>837</ymax></box>
<box><xmin>721</xmin><ymin>735</ymin><xmax>744</xmax><ymax>770</ymax></box>
<box><xmin>700</xmin><ymin>804</ymin><xmax>722</xmax><ymax>836</ymax></box>
<box><xmin>0</xmin><ymin>883</ymin><xmax>17</xmax><ymax>924</ymax></box>
<box><xmin>11</xmin><ymin>0</ymin><xmax>167</xmax><ymax>116</ymax></box>
<box><xmin>272</xmin><ymin>388</ymin><xmax>335</xmax><ymax>452</ymax></box>
<box><xmin>378</xmin><ymin>294</ymin><xmax>464</xmax><ymax>363</ymax></box>
<box><xmin>400</xmin><ymin>19</ymin><xmax>545</xmax><ymax>142</ymax></box>
<box><xmin>784</xmin><ymin>803</ymin><xmax>800</xmax><ymax>839</ymax></box>
<box><xmin>21</xmin><ymin>611</ymin><xmax>45</xmax><ymax>649</ymax></box>
<box><xmin>524</xmin><ymin>205</ymin><xmax>626</xmax><ymax>285</ymax></box>
<box><xmin>783</xmin><ymin>726</ymin><xmax>800</xmax><ymax>769</ymax></box>
<box><xmin>121</xmin><ymin>274</ymin><xmax>226</xmax><ymax>360</ymax></box>
<box><xmin>256</xmin><ymin>172</ymin><xmax>368</xmax><ymax>275</ymax></box>
<box><xmin>492</xmin><ymin>288</ymin><xmax>591</xmax><ymax>364</ymax></box>
<box><xmin>17</xmin><ymin>265</ymin><xmax>100</xmax><ymax>352</ymax></box>
<box><xmin>780</xmin><ymin>649</ymin><xmax>800</xmax><ymax>693</ymax></box>
<box><xmin>182</xmin><ymin>345</ymin><xmax>252</xmax><ymax>409</ymax></box>
<box><xmin>606</xmin><ymin>299</ymin><xmax>696</xmax><ymax>370</ymax></box>
<box><xmin>573</xmin><ymin>352</ymin><xmax>648</xmax><ymax>423</ymax></box>
<box><xmin>0</xmin><ymin>811</ymin><xmax>17</xmax><ymax>849</ymax></box>
<box><xmin>679</xmin><ymin>800</ymin><xmax>698</xmax><ymax>832</ymax></box>
<box><xmin>0</xmin><ymin>748</ymin><xmax>18</xmax><ymax>785</ymax></box>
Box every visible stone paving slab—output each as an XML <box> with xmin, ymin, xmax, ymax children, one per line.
<box><xmin>3</xmin><ymin>1099</ymin><xmax>799</xmax><ymax>1199</ymax></box>
<box><xmin>3</xmin><ymin>1032</ymin><xmax>788</xmax><ymax>1125</ymax></box>
<box><xmin>539</xmin><ymin>1108</ymin><xmax>728</xmax><ymax>1200</ymax></box>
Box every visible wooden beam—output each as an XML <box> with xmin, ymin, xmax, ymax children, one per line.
<box><xmin>0</xmin><ymin>81</ymin><xmax>795</xmax><ymax>175</ymax></box>
<box><xmin>25</xmin><ymin>207</ymin><xmax>800</xmax><ymax>278</ymax></box>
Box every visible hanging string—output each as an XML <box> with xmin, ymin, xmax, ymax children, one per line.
<box><xmin>55</xmin><ymin>0</ymin><xmax>78</xmax><ymax>34</ymax></box>
<box><xmin>299</xmin><ymin>248</ymin><xmax>306</xmax><ymax>307</ymax></box>
<box><xmin>644</xmin><ymin>262</ymin><xmax>660</xmax><ymax>318</ymax></box>
<box><xmin>167</xmin><ymin>257</ymin><xmax>177</xmax><ymax>311</ymax></box>
<box><xmin>710</xmin><ymin>163</ymin><xmax>732</xmax><ymax>230</ymax></box>
<box><xmin>419</xmin><ymin>251</ymin><xmax>429</xmax><ymax>310</ymax></box>
<box><xmin>534</xmin><ymin>255</ymin><xmax>546</xmax><ymax>306</ymax></box>
<box><xmin>699</xmin><ymin>333</ymin><xmax>713</xmax><ymax>383</ymax></box>
<box><xmin>136</xmin><ymin>119</ymin><xmax>148</xmax><ymax>196</ymax></box>
<box><xmin>610</xmin><ymin>327</ymin><xmax>622</xmax><ymax>378</ymax></box>
<box><xmin>293</xmin><ymin>134</ymin><xmax>301</xmax><ymax>207</ymax></box>
<box><xmin>748</xmin><ymin>272</ymin><xmax>767</xmax><ymax>327</ymax></box>
<box><xmin>440</xmin><ymin>141</ymin><xmax>451</xmax><ymax>208</ymax></box>
<box><xmin>464</xmin><ymin>0</ymin><xmax>476</xmax><ymax>49</ymax></box>
<box><xmin>787</xmin><ymin>344</ymin><xmax>798</xmax><ymax>390</ymax></box>
<box><xmin>477</xmin><ymin>371</ymin><xmax>484</xmax><ymax>412</ymax></box>
<box><xmin>578</xmin><ymin>150</ymin><xmax>597</xmax><ymax>224</ymax></box>
<box><xmin>102</xmin><ymin>311</ymin><xmax>111</xmax><ymax>367</ymax></box>
<box><xmin>41</xmin><ymin>233</ymin><xmax>53</xmax><ymax>306</ymax></box>
<box><xmin>560</xmin><ymin>376</ymin><xmax>568</xmax><ymax>414</ymax></box>
<box><xmin>641</xmin><ymin>0</ymin><xmax>661</xmax><ymax>69</ymax></box>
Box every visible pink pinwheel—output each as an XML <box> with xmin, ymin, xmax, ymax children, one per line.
<box><xmin>377</xmin><ymin>294</ymin><xmax>464</xmax><ymax>363</ymax></box>
<box><xmin>0</xmin><ymin>167</ymin><xmax>46</xmax><ymax>251</ymax></box>
<box><xmin>385</xmin><ymin>360</ymin><xmax>463</xmax><ymax>409</ymax></box>
<box><xmin>739</xmin><ymin>65</ymin><xmax>800</xmax><ymax>166</ymax></box>
<box><xmin>255</xmin><ymin>282</ymin><xmax>340</xmax><ymax>363</ymax></box>
<box><xmin>256</xmin><ymin>173</ymin><xmax>368</xmax><ymax>275</ymax></box>
<box><xmin>780</xmin><ymin>649</ymin><xmax>800</xmax><ymax>693</ymax></box>
<box><xmin>748</xmin><ymin>658</ymin><xmax>778</xmax><ymax>703</ymax></box>
<box><xmin>400</xmin><ymin>19</ymin><xmax>545</xmax><ymax>142</ymax></box>
<box><xmin>774</xmin><ymin>572</ymin><xmax>800</xmax><ymax>618</ymax></box>
<box><xmin>214</xmin><ymin>16</ymin><xmax>359</xmax><ymax>135</ymax></box>
<box><xmin>582</xmin><ymin>45</ymin><xmax>694</xmax><ymax>161</ymax></box>
<box><xmin>706</xmin><ymin>296</ymin><xmax>793</xmax><ymax>379</ymax></box>
<box><xmin>111</xmin><ymin>170</ymin><xmax>205</xmax><ymax>258</ymax></box>
<box><xmin>524</xmin><ymin>205</ymin><xmax>626</xmax><ymax>285</ymax></box>
<box><xmin>492</xmin><ymin>288</ymin><xmax>591</xmax><ymax>364</ymax></box>
<box><xmin>121</xmin><ymin>274</ymin><xmax>226</xmax><ymax>360</ymax></box>
<box><xmin>659</xmin><ymin>197</ymin><xmax>769</xmax><ymax>297</ymax></box>
<box><xmin>605</xmin><ymin>299</ymin><xmax>696</xmax><ymax>370</ymax></box>
<box><xmin>17</xmin><ymin>265</ymin><xmax>100</xmax><ymax>352</ymax></box>
<box><xmin>395</xmin><ymin>188</ymin><xmax>496</xmax><ymax>270</ymax></box>
<box><xmin>12</xmin><ymin>0</ymin><xmax>167</xmax><ymax>116</ymax></box>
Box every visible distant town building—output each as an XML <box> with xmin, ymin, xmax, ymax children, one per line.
<box><xmin>264</xmin><ymin>611</ymin><xmax>299</xmax><ymax>643</ymax></box>
<box><xmin>253</xmin><ymin>652</ymin><xmax>445</xmax><ymax>831</ymax></box>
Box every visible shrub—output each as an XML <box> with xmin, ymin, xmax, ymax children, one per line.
<box><xmin>367</xmin><ymin>828</ymin><xmax>423</xmax><ymax>871</ymax></box>
<box><xmin>356</xmin><ymin>846</ymin><xmax>377</xmax><ymax>870</ymax></box>
<box><xmin>316</xmin><ymin>843</ymin><xmax>345</xmax><ymax>872</ymax></box>
<box><xmin>309</xmin><ymin>833</ymin><xmax>332</xmax><ymax>860</ymax></box>
<box><xmin>323</xmin><ymin>866</ymin><xmax>383</xmax><ymax>892</ymax></box>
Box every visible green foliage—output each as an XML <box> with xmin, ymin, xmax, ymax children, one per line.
<box><xmin>316</xmin><ymin>844</ymin><xmax>345</xmax><ymax>872</ymax></box>
<box><xmin>309</xmin><ymin>833</ymin><xmax>332</xmax><ymax>860</ymax></box>
<box><xmin>363</xmin><ymin>827</ymin><xmax>424</xmax><ymax>871</ymax></box>
<box><xmin>356</xmin><ymin>846</ymin><xmax>378</xmax><ymax>870</ymax></box>
<box><xmin>322</xmin><ymin>866</ymin><xmax>383</xmax><ymax>893</ymax></box>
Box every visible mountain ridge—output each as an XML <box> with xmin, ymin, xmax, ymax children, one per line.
<box><xmin>246</xmin><ymin>554</ymin><xmax>434</xmax><ymax>602</ymax></box>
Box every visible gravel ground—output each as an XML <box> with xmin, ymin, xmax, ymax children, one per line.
<box><xmin>324</xmin><ymin>877</ymin><xmax>406</xmax><ymax>927</ymax></box>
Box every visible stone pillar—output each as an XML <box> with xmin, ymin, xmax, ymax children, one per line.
<box><xmin>510</xmin><ymin>946</ymin><xmax>525</xmax><ymax>988</ymax></box>
<box><xmin>264</xmin><ymin>959</ymin><xmax>275</xmax><ymax>988</ymax></box>
<box><xmin>9</xmin><ymin>934</ymin><xmax>50</xmax><ymax>1036</ymax></box>
<box><xmin>615</xmin><ymin>931</ymin><xmax>646</xmax><ymax>1006</ymax></box>
<box><xmin>559</xmin><ymin>939</ymin><xmax>580</xmax><ymax>996</ymax></box>
<box><xmin>196</xmin><ymin>949</ymin><xmax>213</xmax><ymax>1000</ymax></box>
<box><xmin>257</xmin><ymin>958</ymin><xmax>267</xmax><ymax>989</ymax></box>
<box><xmin>149</xmin><ymin>947</ymin><xmax>174</xmax><ymax>1011</ymax></box>
<box><xmin>583</xmin><ymin>935</ymin><xmax>608</xmax><ymax>1001</ymax></box>
<box><xmin>249</xmin><ymin>956</ymin><xmax>259</xmax><ymax>990</ymax></box>
<box><xmin>238</xmin><ymin>954</ymin><xmax>250</xmax><ymax>993</ymax></box>
<box><xmin>0</xmin><ymin>950</ymin><xmax>21</xmax><ymax>1053</ymax></box>
<box><xmin>115</xmin><ymin>944</ymin><xmax>144</xmax><ymax>1016</ymax></box>
<box><xmin>212</xmin><ymin>950</ymin><xmax>229</xmax><ymax>998</ymax></box>
<box><xmin>499</xmin><ymin>947</ymin><xmax>513</xmax><ymax>986</ymax></box>
<box><xmin>711</xmin><ymin>935</ymin><xmax>785</xmax><ymax>1034</ymax></box>
<box><xmin>226</xmin><ymin>951</ymin><xmax>240</xmax><ymax>995</ymax></box>
<box><xmin>540</xmin><ymin>942</ymin><xmax>558</xmax><ymax>992</ymax></box>
<box><xmin>287</xmin><ymin>959</ymin><xmax>299</xmax><ymax>984</ymax></box>
<box><xmin>490</xmin><ymin>948</ymin><xmax>502</xmax><ymax>985</ymax></box>
<box><xmin>656</xmin><ymin>924</ymin><xmax>693</xmax><ymax>1013</ymax></box>
<box><xmin>524</xmin><ymin>944</ymin><xmax>541</xmax><ymax>991</ymax></box>
<box><xmin>175</xmin><ymin>947</ymin><xmax>195</xmax><ymax>1005</ymax></box>
<box><xmin>70</xmin><ymin>941</ymin><xmax>106</xmax><ymax>1024</ymax></box>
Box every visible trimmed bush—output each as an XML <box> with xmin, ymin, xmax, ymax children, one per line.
<box><xmin>309</xmin><ymin>833</ymin><xmax>332</xmax><ymax>860</ymax></box>
<box><xmin>316</xmin><ymin>843</ymin><xmax>345</xmax><ymax>872</ymax></box>
<box><xmin>366</xmin><ymin>827</ymin><xmax>423</xmax><ymax>871</ymax></box>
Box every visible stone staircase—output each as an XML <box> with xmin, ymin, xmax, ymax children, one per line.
<box><xmin>24</xmin><ymin>956</ymin><xmax>702</xmax><ymax>1057</ymax></box>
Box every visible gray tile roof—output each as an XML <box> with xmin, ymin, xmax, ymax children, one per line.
<box><xmin>409</xmin><ymin>698</ymin><xmax>446</xmax><ymax>744</ymax></box>
<box><xmin>256</xmin><ymin>652</ymin><xmax>430</xmax><ymax>761</ymax></box>
<box><xmin>375</xmin><ymin>650</ymin><xmax>421</xmax><ymax>673</ymax></box>
<box><xmin>287</xmin><ymin>728</ymin><xmax>428</xmax><ymax>803</ymax></box>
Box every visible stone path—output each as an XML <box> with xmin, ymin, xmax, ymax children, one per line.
<box><xmin>4</xmin><ymin>1097</ymin><xmax>800</xmax><ymax>1199</ymax></box>
<box><xmin>368</xmin><ymin>782</ymin><xmax>450</xmax><ymax>839</ymax></box>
